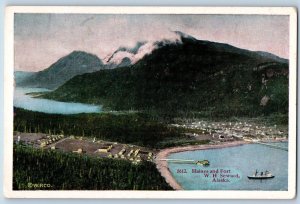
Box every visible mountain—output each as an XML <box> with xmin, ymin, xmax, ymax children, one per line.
<box><xmin>104</xmin><ymin>41</ymin><xmax>155</xmax><ymax>68</ymax></box>
<box><xmin>104</xmin><ymin>31</ymin><xmax>186</xmax><ymax>68</ymax></box>
<box><xmin>41</xmin><ymin>32</ymin><xmax>288</xmax><ymax>117</ymax></box>
<box><xmin>14</xmin><ymin>71</ymin><xmax>35</xmax><ymax>85</ymax></box>
<box><xmin>17</xmin><ymin>51</ymin><xmax>104</xmax><ymax>89</ymax></box>
<box><xmin>255</xmin><ymin>51</ymin><xmax>288</xmax><ymax>64</ymax></box>
<box><xmin>104</xmin><ymin>31</ymin><xmax>288</xmax><ymax>69</ymax></box>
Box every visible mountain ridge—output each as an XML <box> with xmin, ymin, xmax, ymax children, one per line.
<box><xmin>17</xmin><ymin>51</ymin><xmax>104</xmax><ymax>89</ymax></box>
<box><xmin>40</xmin><ymin>32</ymin><xmax>288</xmax><ymax>117</ymax></box>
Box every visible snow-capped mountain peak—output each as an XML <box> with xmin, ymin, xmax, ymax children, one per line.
<box><xmin>104</xmin><ymin>31</ymin><xmax>196</xmax><ymax>67</ymax></box>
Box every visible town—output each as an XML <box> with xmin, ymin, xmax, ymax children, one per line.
<box><xmin>14</xmin><ymin>118</ymin><xmax>288</xmax><ymax>166</ymax></box>
<box><xmin>171</xmin><ymin>119</ymin><xmax>288</xmax><ymax>143</ymax></box>
<box><xmin>14</xmin><ymin>132</ymin><xmax>155</xmax><ymax>164</ymax></box>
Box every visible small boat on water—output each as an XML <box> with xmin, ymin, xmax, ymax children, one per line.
<box><xmin>196</xmin><ymin>160</ymin><xmax>210</xmax><ymax>166</ymax></box>
<box><xmin>248</xmin><ymin>170</ymin><xmax>275</xmax><ymax>179</ymax></box>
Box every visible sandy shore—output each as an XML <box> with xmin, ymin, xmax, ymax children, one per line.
<box><xmin>155</xmin><ymin>140</ymin><xmax>250</xmax><ymax>190</ymax></box>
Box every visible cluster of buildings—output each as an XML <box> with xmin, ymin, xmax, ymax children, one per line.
<box><xmin>171</xmin><ymin>120</ymin><xmax>288</xmax><ymax>142</ymax></box>
<box><xmin>13</xmin><ymin>132</ymin><xmax>65</xmax><ymax>147</ymax></box>
<box><xmin>14</xmin><ymin>132</ymin><xmax>155</xmax><ymax>164</ymax></box>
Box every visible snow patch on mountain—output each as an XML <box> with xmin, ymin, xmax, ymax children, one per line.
<box><xmin>104</xmin><ymin>30</ymin><xmax>189</xmax><ymax>66</ymax></box>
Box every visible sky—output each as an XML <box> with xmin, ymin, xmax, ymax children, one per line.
<box><xmin>14</xmin><ymin>14</ymin><xmax>289</xmax><ymax>72</ymax></box>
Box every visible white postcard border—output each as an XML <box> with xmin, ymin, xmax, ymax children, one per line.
<box><xmin>3</xmin><ymin>6</ymin><xmax>297</xmax><ymax>199</ymax></box>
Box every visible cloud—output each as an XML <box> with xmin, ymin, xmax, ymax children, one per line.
<box><xmin>14</xmin><ymin>14</ymin><xmax>289</xmax><ymax>71</ymax></box>
<box><xmin>106</xmin><ymin>30</ymin><xmax>184</xmax><ymax>65</ymax></box>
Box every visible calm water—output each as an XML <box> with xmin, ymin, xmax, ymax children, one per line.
<box><xmin>167</xmin><ymin>143</ymin><xmax>288</xmax><ymax>190</ymax></box>
<box><xmin>14</xmin><ymin>87</ymin><xmax>102</xmax><ymax>114</ymax></box>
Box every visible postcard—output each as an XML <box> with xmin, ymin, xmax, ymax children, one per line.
<box><xmin>3</xmin><ymin>6</ymin><xmax>297</xmax><ymax>199</ymax></box>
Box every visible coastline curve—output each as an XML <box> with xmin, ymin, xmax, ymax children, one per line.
<box><xmin>155</xmin><ymin>141</ymin><xmax>250</xmax><ymax>190</ymax></box>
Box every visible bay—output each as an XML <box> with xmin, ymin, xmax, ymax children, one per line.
<box><xmin>14</xmin><ymin>87</ymin><xmax>102</xmax><ymax>114</ymax></box>
<box><xmin>167</xmin><ymin>143</ymin><xmax>288</xmax><ymax>190</ymax></box>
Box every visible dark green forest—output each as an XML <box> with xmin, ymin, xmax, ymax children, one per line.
<box><xmin>41</xmin><ymin>37</ymin><xmax>289</xmax><ymax>118</ymax></box>
<box><xmin>13</xmin><ymin>144</ymin><xmax>171</xmax><ymax>190</ymax></box>
<box><xmin>14</xmin><ymin>108</ymin><xmax>189</xmax><ymax>148</ymax></box>
<box><xmin>13</xmin><ymin>33</ymin><xmax>289</xmax><ymax>191</ymax></box>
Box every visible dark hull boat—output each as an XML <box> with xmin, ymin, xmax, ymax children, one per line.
<box><xmin>248</xmin><ymin>172</ymin><xmax>275</xmax><ymax>179</ymax></box>
<box><xmin>247</xmin><ymin>175</ymin><xmax>275</xmax><ymax>179</ymax></box>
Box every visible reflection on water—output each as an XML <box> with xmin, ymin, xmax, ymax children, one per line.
<box><xmin>168</xmin><ymin>143</ymin><xmax>288</xmax><ymax>190</ymax></box>
<box><xmin>14</xmin><ymin>87</ymin><xmax>102</xmax><ymax>114</ymax></box>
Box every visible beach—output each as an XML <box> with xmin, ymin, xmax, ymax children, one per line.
<box><xmin>155</xmin><ymin>141</ymin><xmax>250</xmax><ymax>190</ymax></box>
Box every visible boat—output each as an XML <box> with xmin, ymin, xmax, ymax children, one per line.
<box><xmin>247</xmin><ymin>170</ymin><xmax>275</xmax><ymax>179</ymax></box>
<box><xmin>196</xmin><ymin>160</ymin><xmax>210</xmax><ymax>166</ymax></box>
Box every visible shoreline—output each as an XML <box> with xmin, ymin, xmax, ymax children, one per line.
<box><xmin>155</xmin><ymin>139</ymin><xmax>288</xmax><ymax>190</ymax></box>
<box><xmin>155</xmin><ymin>140</ymin><xmax>252</xmax><ymax>190</ymax></box>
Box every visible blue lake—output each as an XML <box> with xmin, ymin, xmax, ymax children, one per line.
<box><xmin>14</xmin><ymin>87</ymin><xmax>102</xmax><ymax>114</ymax></box>
<box><xmin>167</xmin><ymin>143</ymin><xmax>288</xmax><ymax>190</ymax></box>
